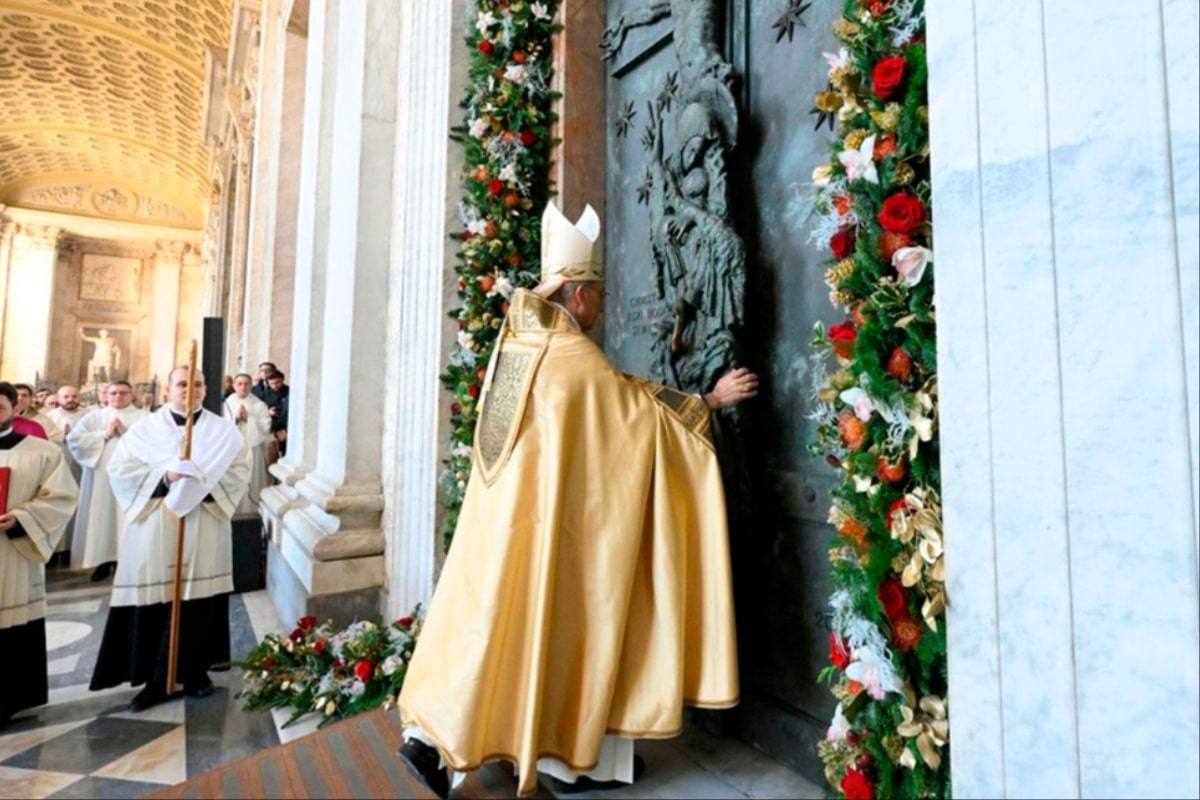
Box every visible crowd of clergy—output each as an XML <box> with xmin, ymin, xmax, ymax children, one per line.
<box><xmin>0</xmin><ymin>362</ymin><xmax>288</xmax><ymax>730</ymax></box>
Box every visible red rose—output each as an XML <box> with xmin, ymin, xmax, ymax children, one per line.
<box><xmin>264</xmin><ymin>657</ymin><xmax>277</xmax><ymax>669</ymax></box>
<box><xmin>878</xmin><ymin>193</ymin><xmax>926</xmax><ymax>235</ymax></box>
<box><xmin>397</xmin><ymin>616</ymin><xmax>414</xmax><ymax>628</ymax></box>
<box><xmin>888</xmin><ymin>497</ymin><xmax>909</xmax><ymax>529</ymax></box>
<box><xmin>841</xmin><ymin>767</ymin><xmax>875</xmax><ymax>800</ymax></box>
<box><xmin>450</xmin><ymin>402</ymin><xmax>461</xmax><ymax>415</ymax></box>
<box><xmin>878</xmin><ymin>578</ymin><xmax>907</xmax><ymax>619</ymax></box>
<box><xmin>487</xmin><ymin>178</ymin><xmax>504</xmax><ymax>196</ymax></box>
<box><xmin>298</xmin><ymin>615</ymin><xmax>317</xmax><ymax>630</ymax></box>
<box><xmin>467</xmin><ymin>383</ymin><xmax>480</xmax><ymax>399</ymax></box>
<box><xmin>830</xmin><ymin>228</ymin><xmax>856</xmax><ymax>259</ymax></box>
<box><xmin>289</xmin><ymin>627</ymin><xmax>304</xmax><ymax>642</ymax></box>
<box><xmin>313</xmin><ymin>639</ymin><xmax>327</xmax><ymax>655</ymax></box>
<box><xmin>872</xmin><ymin>55</ymin><xmax>906</xmax><ymax>100</ymax></box>
<box><xmin>478</xmin><ymin>40</ymin><xmax>494</xmax><ymax>55</ymax></box>
<box><xmin>519</xmin><ymin>129</ymin><xmax>537</xmax><ymax>147</ymax></box>
<box><xmin>829</xmin><ymin>633</ymin><xmax>852</xmax><ymax>669</ymax></box>
<box><xmin>829</xmin><ymin>321</ymin><xmax>858</xmax><ymax>360</ymax></box>
<box><xmin>354</xmin><ymin>660</ymin><xmax>374</xmax><ymax>682</ymax></box>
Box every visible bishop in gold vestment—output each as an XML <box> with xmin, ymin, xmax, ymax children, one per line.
<box><xmin>398</xmin><ymin>204</ymin><xmax>758</xmax><ymax>797</ymax></box>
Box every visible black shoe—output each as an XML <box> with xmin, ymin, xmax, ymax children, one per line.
<box><xmin>550</xmin><ymin>754</ymin><xmax>646</xmax><ymax>794</ymax></box>
<box><xmin>90</xmin><ymin>563</ymin><xmax>115</xmax><ymax>582</ymax></box>
<box><xmin>129</xmin><ymin>684</ymin><xmax>169</xmax><ymax>712</ymax></box>
<box><xmin>184</xmin><ymin>677</ymin><xmax>214</xmax><ymax>698</ymax></box>
<box><xmin>397</xmin><ymin>739</ymin><xmax>449</xmax><ymax>799</ymax></box>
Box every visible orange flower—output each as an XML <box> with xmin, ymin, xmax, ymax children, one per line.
<box><xmin>873</xmin><ymin>134</ymin><xmax>898</xmax><ymax>160</ymax></box>
<box><xmin>839</xmin><ymin>518</ymin><xmax>869</xmax><ymax>548</ymax></box>
<box><xmin>892</xmin><ymin>615</ymin><xmax>923</xmax><ymax>652</ymax></box>
<box><xmin>834</xmin><ymin>194</ymin><xmax>853</xmax><ymax>216</ymax></box>
<box><xmin>838</xmin><ymin>413</ymin><xmax>867</xmax><ymax>451</ymax></box>
<box><xmin>886</xmin><ymin>348</ymin><xmax>913</xmax><ymax>383</ymax></box>
<box><xmin>878</xmin><ymin>231</ymin><xmax>912</xmax><ymax>261</ymax></box>
<box><xmin>877</xmin><ymin>456</ymin><xmax>906</xmax><ymax>483</ymax></box>
<box><xmin>847</xmin><ymin>679</ymin><xmax>864</xmax><ymax>697</ymax></box>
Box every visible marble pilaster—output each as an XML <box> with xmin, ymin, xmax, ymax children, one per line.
<box><xmin>928</xmin><ymin>1</ymin><xmax>1200</xmax><ymax>796</ymax></box>
<box><xmin>149</xmin><ymin>242</ymin><xmax>187</xmax><ymax>386</ymax></box>
<box><xmin>0</xmin><ymin>224</ymin><xmax>60</xmax><ymax>382</ymax></box>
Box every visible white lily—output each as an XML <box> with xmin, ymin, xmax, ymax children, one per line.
<box><xmin>498</xmin><ymin>163</ymin><xmax>519</xmax><ymax>183</ymax></box>
<box><xmin>839</xmin><ymin>387</ymin><xmax>875</xmax><ymax>422</ymax></box>
<box><xmin>530</xmin><ymin>2</ymin><xmax>551</xmax><ymax>21</ymax></box>
<box><xmin>838</xmin><ymin>135</ymin><xmax>878</xmax><ymax>184</ymax></box>
<box><xmin>494</xmin><ymin>275</ymin><xmax>515</xmax><ymax>299</ymax></box>
<box><xmin>845</xmin><ymin>647</ymin><xmax>905</xmax><ymax>700</ymax></box>
<box><xmin>475</xmin><ymin>11</ymin><xmax>498</xmax><ymax>33</ymax></box>
<box><xmin>469</xmin><ymin>117</ymin><xmax>490</xmax><ymax>139</ymax></box>
<box><xmin>504</xmin><ymin>64</ymin><xmax>528</xmax><ymax>84</ymax></box>
<box><xmin>823</xmin><ymin>48</ymin><xmax>851</xmax><ymax>77</ymax></box>
<box><xmin>827</xmin><ymin>702</ymin><xmax>852</xmax><ymax>741</ymax></box>
<box><xmin>893</xmin><ymin>246</ymin><xmax>932</xmax><ymax>288</ymax></box>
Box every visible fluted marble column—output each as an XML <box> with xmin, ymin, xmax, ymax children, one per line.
<box><xmin>379</xmin><ymin>0</ymin><xmax>468</xmax><ymax>619</ymax></box>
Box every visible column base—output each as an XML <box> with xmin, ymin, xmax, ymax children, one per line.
<box><xmin>267</xmin><ymin>546</ymin><xmax>382</xmax><ymax>629</ymax></box>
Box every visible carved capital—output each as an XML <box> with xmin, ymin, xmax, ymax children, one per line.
<box><xmin>154</xmin><ymin>240</ymin><xmax>191</xmax><ymax>262</ymax></box>
<box><xmin>13</xmin><ymin>224</ymin><xmax>61</xmax><ymax>250</ymax></box>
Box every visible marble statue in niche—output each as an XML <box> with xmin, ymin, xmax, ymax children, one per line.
<box><xmin>81</xmin><ymin>328</ymin><xmax>122</xmax><ymax>385</ymax></box>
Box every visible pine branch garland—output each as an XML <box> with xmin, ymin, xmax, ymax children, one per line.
<box><xmin>810</xmin><ymin>2</ymin><xmax>949</xmax><ymax>798</ymax></box>
<box><xmin>440</xmin><ymin>1</ymin><xmax>562</xmax><ymax>549</ymax></box>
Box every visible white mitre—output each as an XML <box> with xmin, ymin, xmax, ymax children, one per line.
<box><xmin>532</xmin><ymin>201</ymin><xmax>603</xmax><ymax>298</ymax></box>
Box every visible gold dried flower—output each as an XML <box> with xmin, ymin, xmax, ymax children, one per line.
<box><xmin>826</xmin><ymin>258</ymin><xmax>857</xmax><ymax>287</ymax></box>
<box><xmin>830</xmin><ymin>369</ymin><xmax>856</xmax><ymax>390</ymax></box>
<box><xmin>832</xmin><ymin>288</ymin><xmax>857</xmax><ymax>308</ymax></box>
<box><xmin>918</xmin><ymin>105</ymin><xmax>929</xmax><ymax>122</ymax></box>
<box><xmin>893</xmin><ymin>162</ymin><xmax>916</xmax><ymax>186</ymax></box>
<box><xmin>871</xmin><ymin>102</ymin><xmax>903</xmax><ymax>132</ymax></box>
<box><xmin>844</xmin><ymin>129</ymin><xmax>869</xmax><ymax>151</ymax></box>
<box><xmin>816</xmin><ymin>91</ymin><xmax>843</xmax><ymax>113</ymax></box>
<box><xmin>833</xmin><ymin>18</ymin><xmax>860</xmax><ymax>38</ymax></box>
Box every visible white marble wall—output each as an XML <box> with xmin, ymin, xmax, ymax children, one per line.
<box><xmin>928</xmin><ymin>1</ymin><xmax>1200</xmax><ymax>797</ymax></box>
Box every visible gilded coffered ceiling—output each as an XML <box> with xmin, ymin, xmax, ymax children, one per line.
<box><xmin>0</xmin><ymin>0</ymin><xmax>234</xmax><ymax>229</ymax></box>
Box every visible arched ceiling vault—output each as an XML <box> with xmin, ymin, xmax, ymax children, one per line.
<box><xmin>0</xmin><ymin>0</ymin><xmax>234</xmax><ymax>229</ymax></box>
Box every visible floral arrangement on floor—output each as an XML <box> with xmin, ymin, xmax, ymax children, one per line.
<box><xmin>235</xmin><ymin>610</ymin><xmax>422</xmax><ymax>728</ymax></box>
<box><xmin>805</xmin><ymin>1</ymin><xmax>948</xmax><ymax>798</ymax></box>
<box><xmin>440</xmin><ymin>0</ymin><xmax>561</xmax><ymax>550</ymax></box>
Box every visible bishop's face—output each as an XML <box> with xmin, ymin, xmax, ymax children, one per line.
<box><xmin>572</xmin><ymin>282</ymin><xmax>606</xmax><ymax>332</ymax></box>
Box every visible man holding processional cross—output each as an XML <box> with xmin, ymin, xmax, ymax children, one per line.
<box><xmin>89</xmin><ymin>359</ymin><xmax>250</xmax><ymax>711</ymax></box>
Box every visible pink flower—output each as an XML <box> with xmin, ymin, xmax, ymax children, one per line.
<box><xmin>892</xmin><ymin>245</ymin><xmax>932</xmax><ymax>287</ymax></box>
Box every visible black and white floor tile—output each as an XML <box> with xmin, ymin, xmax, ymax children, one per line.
<box><xmin>0</xmin><ymin>570</ymin><xmax>282</xmax><ymax>799</ymax></box>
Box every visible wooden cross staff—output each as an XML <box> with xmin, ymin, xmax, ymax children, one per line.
<box><xmin>166</xmin><ymin>340</ymin><xmax>198</xmax><ymax>694</ymax></box>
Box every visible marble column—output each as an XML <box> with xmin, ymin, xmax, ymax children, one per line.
<box><xmin>0</xmin><ymin>224</ymin><xmax>60</xmax><ymax>382</ymax></box>
<box><xmin>279</xmin><ymin>0</ymin><xmax>400</xmax><ymax>622</ymax></box>
<box><xmin>149</xmin><ymin>242</ymin><xmax>187</xmax><ymax>385</ymax></box>
<box><xmin>379</xmin><ymin>0</ymin><xmax>467</xmax><ymax>619</ymax></box>
<box><xmin>927</xmin><ymin>1</ymin><xmax>1199</xmax><ymax>797</ymax></box>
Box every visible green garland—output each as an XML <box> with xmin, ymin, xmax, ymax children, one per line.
<box><xmin>807</xmin><ymin>2</ymin><xmax>949</xmax><ymax>799</ymax></box>
<box><xmin>440</xmin><ymin>0</ymin><xmax>561</xmax><ymax>550</ymax></box>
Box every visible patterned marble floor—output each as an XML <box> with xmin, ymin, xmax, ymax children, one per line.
<box><xmin>0</xmin><ymin>570</ymin><xmax>281</xmax><ymax>800</ymax></box>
